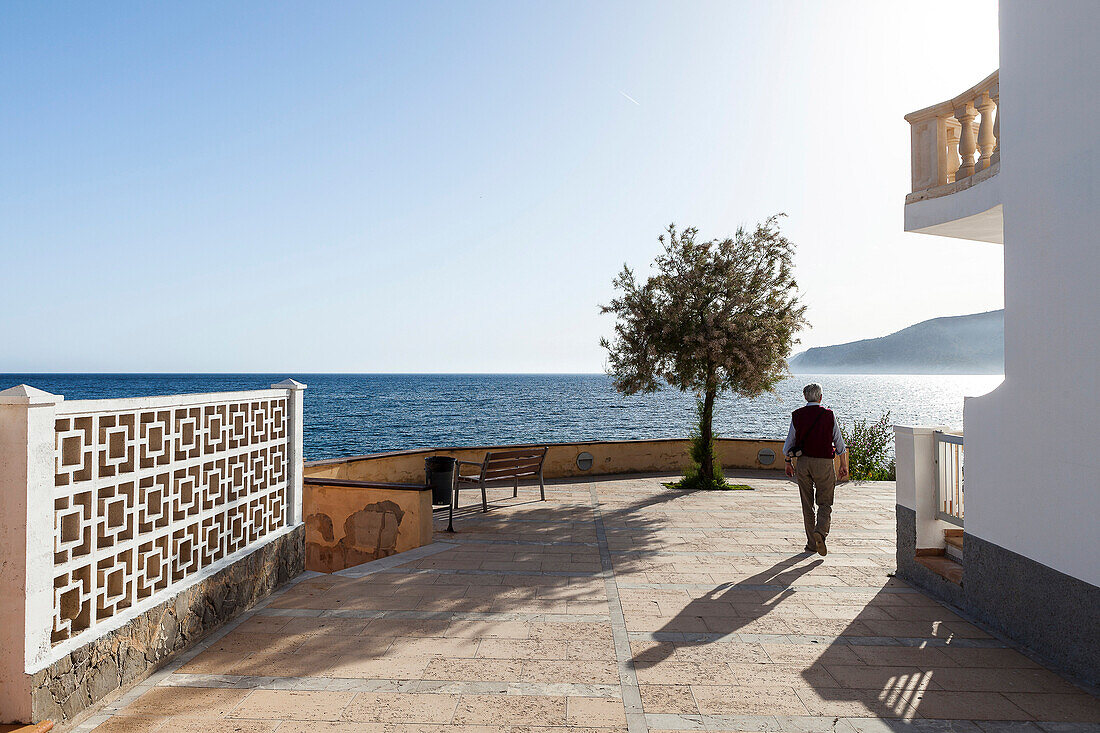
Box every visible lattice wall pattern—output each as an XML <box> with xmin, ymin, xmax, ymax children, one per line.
<box><xmin>51</xmin><ymin>396</ymin><xmax>289</xmax><ymax>645</ymax></box>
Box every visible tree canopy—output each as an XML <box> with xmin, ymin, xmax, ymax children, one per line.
<box><xmin>601</xmin><ymin>215</ymin><xmax>807</xmax><ymax>487</ymax></box>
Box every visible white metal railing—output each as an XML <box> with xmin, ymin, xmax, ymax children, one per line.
<box><xmin>905</xmin><ymin>70</ymin><xmax>999</xmax><ymax>200</ymax></box>
<box><xmin>0</xmin><ymin>380</ymin><xmax>305</xmax><ymax>673</ymax></box>
<box><xmin>934</xmin><ymin>431</ymin><xmax>964</xmax><ymax>526</ymax></box>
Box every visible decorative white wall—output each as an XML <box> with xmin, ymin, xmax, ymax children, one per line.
<box><xmin>964</xmin><ymin>0</ymin><xmax>1100</xmax><ymax>586</ymax></box>
<box><xmin>0</xmin><ymin>380</ymin><xmax>306</xmax><ymax>722</ymax></box>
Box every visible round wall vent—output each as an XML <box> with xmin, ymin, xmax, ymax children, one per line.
<box><xmin>576</xmin><ymin>451</ymin><xmax>594</xmax><ymax>471</ymax></box>
<box><xmin>757</xmin><ymin>448</ymin><xmax>776</xmax><ymax>466</ymax></box>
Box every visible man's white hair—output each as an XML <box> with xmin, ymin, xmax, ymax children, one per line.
<box><xmin>803</xmin><ymin>383</ymin><xmax>823</xmax><ymax>403</ymax></box>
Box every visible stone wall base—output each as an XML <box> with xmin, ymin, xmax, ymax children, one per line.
<box><xmin>894</xmin><ymin>504</ymin><xmax>966</xmax><ymax>609</ymax></box>
<box><xmin>29</xmin><ymin>525</ymin><xmax>304</xmax><ymax>723</ymax></box>
<box><xmin>965</xmin><ymin>532</ymin><xmax>1100</xmax><ymax>687</ymax></box>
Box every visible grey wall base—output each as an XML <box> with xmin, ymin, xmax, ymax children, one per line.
<box><xmin>895</xmin><ymin>504</ymin><xmax>1099</xmax><ymax>688</ymax></box>
<box><xmin>894</xmin><ymin>505</ymin><xmax>966</xmax><ymax>609</ymax></box>
<box><xmin>965</xmin><ymin>532</ymin><xmax>1100</xmax><ymax>687</ymax></box>
<box><xmin>30</xmin><ymin>525</ymin><xmax>305</xmax><ymax>723</ymax></box>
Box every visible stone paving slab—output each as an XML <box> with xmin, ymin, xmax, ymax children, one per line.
<box><xmin>72</xmin><ymin>473</ymin><xmax>1100</xmax><ymax>732</ymax></box>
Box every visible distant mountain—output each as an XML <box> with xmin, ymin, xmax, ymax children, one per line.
<box><xmin>789</xmin><ymin>310</ymin><xmax>1004</xmax><ymax>374</ymax></box>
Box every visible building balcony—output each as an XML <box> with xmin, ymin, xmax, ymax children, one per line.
<box><xmin>904</xmin><ymin>70</ymin><xmax>1002</xmax><ymax>243</ymax></box>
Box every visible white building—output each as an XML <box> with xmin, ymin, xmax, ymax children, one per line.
<box><xmin>895</xmin><ymin>0</ymin><xmax>1099</xmax><ymax>684</ymax></box>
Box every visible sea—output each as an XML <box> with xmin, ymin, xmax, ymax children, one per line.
<box><xmin>1</xmin><ymin>374</ymin><xmax>1002</xmax><ymax>461</ymax></box>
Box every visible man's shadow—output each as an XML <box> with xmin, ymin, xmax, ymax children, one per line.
<box><xmin>632</xmin><ymin>553</ymin><xmax>823</xmax><ymax>666</ymax></box>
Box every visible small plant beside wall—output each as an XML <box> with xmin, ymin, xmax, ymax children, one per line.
<box><xmin>841</xmin><ymin>410</ymin><xmax>896</xmax><ymax>481</ymax></box>
<box><xmin>662</xmin><ymin>400</ymin><xmax>753</xmax><ymax>491</ymax></box>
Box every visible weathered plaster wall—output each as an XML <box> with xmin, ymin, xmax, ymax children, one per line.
<box><xmin>305</xmin><ymin>438</ymin><xmax>785</xmax><ymax>485</ymax></box>
<box><xmin>29</xmin><ymin>526</ymin><xmax>303</xmax><ymax>723</ymax></box>
<box><xmin>304</xmin><ymin>484</ymin><xmax>432</xmax><ymax>573</ymax></box>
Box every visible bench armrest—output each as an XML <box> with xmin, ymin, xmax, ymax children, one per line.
<box><xmin>455</xmin><ymin>461</ymin><xmax>484</xmax><ymax>482</ymax></box>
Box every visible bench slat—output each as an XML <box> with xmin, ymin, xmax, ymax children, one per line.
<box><xmin>481</xmin><ymin>465</ymin><xmax>540</xmax><ymax>480</ymax></box>
<box><xmin>484</xmin><ymin>448</ymin><xmax>548</xmax><ymax>461</ymax></box>
<box><xmin>484</xmin><ymin>456</ymin><xmax>545</xmax><ymax>472</ymax></box>
<box><xmin>458</xmin><ymin>469</ymin><xmax>540</xmax><ymax>485</ymax></box>
<box><xmin>456</xmin><ymin>467</ymin><xmax>539</xmax><ymax>481</ymax></box>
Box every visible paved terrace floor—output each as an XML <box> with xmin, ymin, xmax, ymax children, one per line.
<box><xmin>77</xmin><ymin>473</ymin><xmax>1099</xmax><ymax>733</ymax></box>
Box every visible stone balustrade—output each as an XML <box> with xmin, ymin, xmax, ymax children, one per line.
<box><xmin>905</xmin><ymin>70</ymin><xmax>999</xmax><ymax>202</ymax></box>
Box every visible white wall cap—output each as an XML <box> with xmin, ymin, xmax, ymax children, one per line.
<box><xmin>894</xmin><ymin>424</ymin><xmax>959</xmax><ymax>436</ymax></box>
<box><xmin>0</xmin><ymin>384</ymin><xmax>63</xmax><ymax>405</ymax></box>
<box><xmin>893</xmin><ymin>425</ymin><xmax>936</xmax><ymax>436</ymax></box>
<box><xmin>271</xmin><ymin>378</ymin><xmax>307</xmax><ymax>390</ymax></box>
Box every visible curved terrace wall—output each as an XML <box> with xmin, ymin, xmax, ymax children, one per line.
<box><xmin>304</xmin><ymin>437</ymin><xmax>786</xmax><ymax>484</ymax></box>
<box><xmin>300</xmin><ymin>438</ymin><xmax>784</xmax><ymax>575</ymax></box>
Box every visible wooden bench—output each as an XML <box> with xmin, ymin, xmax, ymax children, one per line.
<box><xmin>454</xmin><ymin>447</ymin><xmax>548</xmax><ymax>511</ymax></box>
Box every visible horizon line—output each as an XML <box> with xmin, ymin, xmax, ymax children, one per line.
<box><xmin>0</xmin><ymin>371</ymin><xmax>1004</xmax><ymax>377</ymax></box>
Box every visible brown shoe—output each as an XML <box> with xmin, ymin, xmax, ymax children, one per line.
<box><xmin>813</xmin><ymin>531</ymin><xmax>827</xmax><ymax>557</ymax></box>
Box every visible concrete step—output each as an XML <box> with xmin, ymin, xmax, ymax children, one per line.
<box><xmin>944</xmin><ymin>529</ymin><xmax>964</xmax><ymax>563</ymax></box>
<box><xmin>915</xmin><ymin>553</ymin><xmax>964</xmax><ymax>585</ymax></box>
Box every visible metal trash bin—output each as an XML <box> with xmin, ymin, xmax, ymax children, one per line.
<box><xmin>425</xmin><ymin>456</ymin><xmax>457</xmax><ymax>506</ymax></box>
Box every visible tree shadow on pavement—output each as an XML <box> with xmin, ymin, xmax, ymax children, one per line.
<box><xmin>175</xmin><ymin>473</ymin><xmax>703</xmax><ymax>681</ymax></box>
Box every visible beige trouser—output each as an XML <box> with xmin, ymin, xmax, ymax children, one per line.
<box><xmin>795</xmin><ymin>456</ymin><xmax>836</xmax><ymax>545</ymax></box>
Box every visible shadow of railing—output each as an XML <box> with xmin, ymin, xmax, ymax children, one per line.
<box><xmin>793</xmin><ymin>583</ymin><xmax>1094</xmax><ymax>723</ymax></box>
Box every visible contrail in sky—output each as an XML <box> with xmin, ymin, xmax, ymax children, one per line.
<box><xmin>619</xmin><ymin>90</ymin><xmax>640</xmax><ymax>106</ymax></box>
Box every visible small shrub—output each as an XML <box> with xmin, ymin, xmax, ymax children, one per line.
<box><xmin>673</xmin><ymin>399</ymin><xmax>730</xmax><ymax>490</ymax></box>
<box><xmin>841</xmin><ymin>411</ymin><xmax>896</xmax><ymax>482</ymax></box>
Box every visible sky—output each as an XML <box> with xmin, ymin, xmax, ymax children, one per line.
<box><xmin>0</xmin><ymin>1</ymin><xmax>1002</xmax><ymax>373</ymax></box>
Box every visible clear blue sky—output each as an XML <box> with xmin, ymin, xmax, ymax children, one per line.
<box><xmin>1</xmin><ymin>1</ymin><xmax>1001</xmax><ymax>372</ymax></box>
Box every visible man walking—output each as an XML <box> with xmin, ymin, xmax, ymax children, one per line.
<box><xmin>783</xmin><ymin>383</ymin><xmax>849</xmax><ymax>556</ymax></box>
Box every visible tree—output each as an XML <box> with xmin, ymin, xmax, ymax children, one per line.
<box><xmin>601</xmin><ymin>216</ymin><xmax>807</xmax><ymax>489</ymax></box>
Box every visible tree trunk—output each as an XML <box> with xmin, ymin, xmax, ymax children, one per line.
<box><xmin>699</xmin><ymin>387</ymin><xmax>716</xmax><ymax>483</ymax></box>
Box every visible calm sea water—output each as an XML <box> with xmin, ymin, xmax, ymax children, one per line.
<box><xmin>1</xmin><ymin>374</ymin><xmax>1002</xmax><ymax>461</ymax></box>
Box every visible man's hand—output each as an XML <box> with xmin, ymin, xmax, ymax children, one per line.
<box><xmin>785</xmin><ymin>461</ymin><xmax>794</xmax><ymax>478</ymax></box>
<box><xmin>838</xmin><ymin>464</ymin><xmax>849</xmax><ymax>482</ymax></box>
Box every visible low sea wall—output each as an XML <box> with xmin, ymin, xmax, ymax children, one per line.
<box><xmin>300</xmin><ymin>438</ymin><xmax>785</xmax><ymax>574</ymax></box>
<box><xmin>304</xmin><ymin>437</ymin><xmax>786</xmax><ymax>484</ymax></box>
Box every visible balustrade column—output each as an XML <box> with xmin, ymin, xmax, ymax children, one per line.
<box><xmin>975</xmin><ymin>91</ymin><xmax>997</xmax><ymax>172</ymax></box>
<box><xmin>953</xmin><ymin>101</ymin><xmax>978</xmax><ymax>179</ymax></box>
<box><xmin>946</xmin><ymin>125</ymin><xmax>961</xmax><ymax>183</ymax></box>
<box><xmin>990</xmin><ymin>83</ymin><xmax>1000</xmax><ymax>166</ymax></box>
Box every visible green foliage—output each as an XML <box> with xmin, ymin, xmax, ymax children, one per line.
<box><xmin>600</xmin><ymin>217</ymin><xmax>807</xmax><ymax>398</ymax></box>
<box><xmin>601</xmin><ymin>216</ymin><xmax>807</xmax><ymax>486</ymax></box>
<box><xmin>841</xmin><ymin>411</ymin><xmax>896</xmax><ymax>482</ymax></box>
<box><xmin>664</xmin><ymin>482</ymin><xmax>752</xmax><ymax>491</ymax></box>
